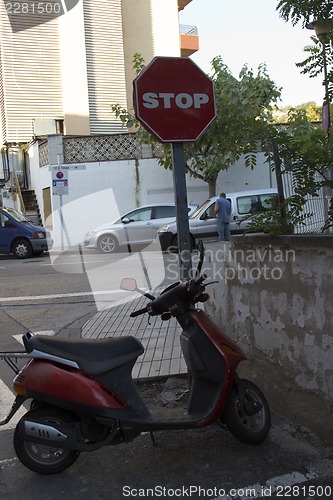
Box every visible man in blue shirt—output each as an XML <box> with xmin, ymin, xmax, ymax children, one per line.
<box><xmin>214</xmin><ymin>193</ymin><xmax>231</xmax><ymax>241</ymax></box>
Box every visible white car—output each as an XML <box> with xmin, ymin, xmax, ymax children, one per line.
<box><xmin>158</xmin><ymin>189</ymin><xmax>278</xmax><ymax>250</ymax></box>
<box><xmin>84</xmin><ymin>203</ymin><xmax>198</xmax><ymax>254</ymax></box>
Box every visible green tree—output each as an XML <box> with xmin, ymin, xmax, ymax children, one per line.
<box><xmin>272</xmin><ymin>1</ymin><xmax>333</xmax><ymax>234</ymax></box>
<box><xmin>177</xmin><ymin>57</ymin><xmax>281</xmax><ymax>196</ymax></box>
<box><xmin>276</xmin><ymin>1</ymin><xmax>333</xmax><ymax>104</ymax></box>
<box><xmin>276</xmin><ymin>0</ymin><xmax>332</xmax><ymax>26</ymax></box>
<box><xmin>247</xmin><ymin>109</ymin><xmax>333</xmax><ymax>233</ymax></box>
<box><xmin>272</xmin><ymin>101</ymin><xmax>321</xmax><ymax>122</ymax></box>
<box><xmin>279</xmin><ymin>109</ymin><xmax>333</xmax><ymax>232</ymax></box>
<box><xmin>113</xmin><ymin>55</ymin><xmax>281</xmax><ymax>197</ymax></box>
<box><xmin>305</xmin><ymin>101</ymin><xmax>322</xmax><ymax>120</ymax></box>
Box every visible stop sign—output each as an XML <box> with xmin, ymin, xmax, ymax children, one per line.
<box><xmin>133</xmin><ymin>57</ymin><xmax>216</xmax><ymax>143</ymax></box>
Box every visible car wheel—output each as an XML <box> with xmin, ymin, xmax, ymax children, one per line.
<box><xmin>170</xmin><ymin>234</ymin><xmax>195</xmax><ymax>253</ymax></box>
<box><xmin>98</xmin><ymin>234</ymin><xmax>119</xmax><ymax>254</ymax></box>
<box><xmin>12</xmin><ymin>239</ymin><xmax>33</xmax><ymax>259</ymax></box>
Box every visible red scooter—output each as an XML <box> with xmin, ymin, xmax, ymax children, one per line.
<box><xmin>1</xmin><ymin>250</ymin><xmax>270</xmax><ymax>474</ymax></box>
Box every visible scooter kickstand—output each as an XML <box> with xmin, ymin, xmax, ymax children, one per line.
<box><xmin>149</xmin><ymin>431</ymin><xmax>157</xmax><ymax>445</ymax></box>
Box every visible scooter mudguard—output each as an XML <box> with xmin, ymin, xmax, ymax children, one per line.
<box><xmin>191</xmin><ymin>309</ymin><xmax>247</xmax><ymax>367</ymax></box>
<box><xmin>14</xmin><ymin>359</ymin><xmax>128</xmax><ymax>410</ymax></box>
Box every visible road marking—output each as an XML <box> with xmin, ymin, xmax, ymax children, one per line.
<box><xmin>0</xmin><ymin>331</ymin><xmax>56</xmax><ymax>431</ymax></box>
<box><xmin>13</xmin><ymin>331</ymin><xmax>55</xmax><ymax>345</ymax></box>
<box><xmin>0</xmin><ymin>379</ymin><xmax>26</xmax><ymax>431</ymax></box>
<box><xmin>0</xmin><ymin>289</ymin><xmax>127</xmax><ymax>303</ymax></box>
<box><xmin>0</xmin><ymin>457</ymin><xmax>17</xmax><ymax>466</ymax></box>
<box><xmin>215</xmin><ymin>469</ymin><xmax>319</xmax><ymax>500</ymax></box>
<box><xmin>42</xmin><ymin>252</ymin><xmax>163</xmax><ymax>266</ymax></box>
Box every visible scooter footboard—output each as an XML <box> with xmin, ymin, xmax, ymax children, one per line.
<box><xmin>180</xmin><ymin>330</ymin><xmax>226</xmax><ymax>419</ymax></box>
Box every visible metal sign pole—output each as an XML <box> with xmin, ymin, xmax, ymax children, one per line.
<box><xmin>171</xmin><ymin>142</ymin><xmax>192</xmax><ymax>280</ymax></box>
<box><xmin>59</xmin><ymin>194</ymin><xmax>64</xmax><ymax>251</ymax></box>
<box><xmin>133</xmin><ymin>57</ymin><xmax>216</xmax><ymax>279</ymax></box>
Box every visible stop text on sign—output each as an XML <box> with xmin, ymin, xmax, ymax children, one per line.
<box><xmin>142</xmin><ymin>92</ymin><xmax>209</xmax><ymax>109</ymax></box>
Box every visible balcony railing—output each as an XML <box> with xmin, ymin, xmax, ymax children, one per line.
<box><xmin>179</xmin><ymin>24</ymin><xmax>199</xmax><ymax>56</ymax></box>
<box><xmin>179</xmin><ymin>24</ymin><xmax>198</xmax><ymax>36</ymax></box>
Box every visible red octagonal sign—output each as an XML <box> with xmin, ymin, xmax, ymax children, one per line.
<box><xmin>133</xmin><ymin>57</ymin><xmax>216</xmax><ymax>143</ymax></box>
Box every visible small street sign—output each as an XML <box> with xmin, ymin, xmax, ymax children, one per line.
<box><xmin>52</xmin><ymin>170</ymin><xmax>68</xmax><ymax>195</ymax></box>
<box><xmin>49</xmin><ymin>164</ymin><xmax>86</xmax><ymax>171</ymax></box>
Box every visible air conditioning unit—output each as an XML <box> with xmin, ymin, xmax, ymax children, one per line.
<box><xmin>33</xmin><ymin>119</ymin><xmax>63</xmax><ymax>136</ymax></box>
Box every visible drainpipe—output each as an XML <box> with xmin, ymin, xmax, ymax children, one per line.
<box><xmin>135</xmin><ymin>157</ymin><xmax>141</xmax><ymax>207</ymax></box>
<box><xmin>0</xmin><ymin>147</ymin><xmax>11</xmax><ymax>184</ymax></box>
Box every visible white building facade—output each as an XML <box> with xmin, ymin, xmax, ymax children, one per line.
<box><xmin>0</xmin><ymin>0</ymin><xmax>200</xmax><ymax>223</ymax></box>
<box><xmin>28</xmin><ymin>134</ymin><xmax>275</xmax><ymax>248</ymax></box>
<box><xmin>0</xmin><ymin>0</ymin><xmax>192</xmax><ymax>143</ymax></box>
<box><xmin>0</xmin><ymin>0</ymin><xmax>276</xmax><ymax>248</ymax></box>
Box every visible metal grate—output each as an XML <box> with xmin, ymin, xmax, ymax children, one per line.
<box><xmin>37</xmin><ymin>133</ymin><xmax>164</xmax><ymax>165</ymax></box>
<box><xmin>282</xmin><ymin>169</ymin><xmax>329</xmax><ymax>234</ymax></box>
<box><xmin>38</xmin><ymin>140</ymin><xmax>49</xmax><ymax>167</ymax></box>
<box><xmin>63</xmin><ymin>134</ymin><xmax>141</xmax><ymax>163</ymax></box>
<box><xmin>152</xmin><ymin>141</ymin><xmax>164</xmax><ymax>158</ymax></box>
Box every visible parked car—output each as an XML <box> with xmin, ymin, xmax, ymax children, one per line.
<box><xmin>84</xmin><ymin>203</ymin><xmax>198</xmax><ymax>254</ymax></box>
<box><xmin>157</xmin><ymin>189</ymin><xmax>278</xmax><ymax>251</ymax></box>
<box><xmin>0</xmin><ymin>207</ymin><xmax>53</xmax><ymax>259</ymax></box>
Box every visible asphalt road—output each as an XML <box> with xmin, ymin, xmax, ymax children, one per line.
<box><xmin>0</xmin><ymin>249</ymin><xmax>332</xmax><ymax>500</ymax></box>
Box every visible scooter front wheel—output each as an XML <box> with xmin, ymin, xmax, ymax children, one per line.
<box><xmin>14</xmin><ymin>406</ymin><xmax>80</xmax><ymax>474</ymax></box>
<box><xmin>220</xmin><ymin>379</ymin><xmax>270</xmax><ymax>444</ymax></box>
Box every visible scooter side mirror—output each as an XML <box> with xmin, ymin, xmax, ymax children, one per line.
<box><xmin>120</xmin><ymin>278</ymin><xmax>138</xmax><ymax>292</ymax></box>
<box><xmin>120</xmin><ymin>278</ymin><xmax>156</xmax><ymax>301</ymax></box>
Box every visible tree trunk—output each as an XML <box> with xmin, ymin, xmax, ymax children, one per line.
<box><xmin>208</xmin><ymin>177</ymin><xmax>217</xmax><ymax>198</ymax></box>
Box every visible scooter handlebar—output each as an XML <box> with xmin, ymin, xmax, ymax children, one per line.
<box><xmin>129</xmin><ymin>274</ymin><xmax>214</xmax><ymax>319</ymax></box>
<box><xmin>130</xmin><ymin>306</ymin><xmax>149</xmax><ymax>318</ymax></box>
<box><xmin>192</xmin><ymin>273</ymin><xmax>207</xmax><ymax>287</ymax></box>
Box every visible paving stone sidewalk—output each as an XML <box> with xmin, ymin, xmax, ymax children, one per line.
<box><xmin>81</xmin><ymin>292</ymin><xmax>186</xmax><ymax>380</ymax></box>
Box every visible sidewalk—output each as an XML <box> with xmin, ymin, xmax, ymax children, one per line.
<box><xmin>81</xmin><ymin>292</ymin><xmax>186</xmax><ymax>380</ymax></box>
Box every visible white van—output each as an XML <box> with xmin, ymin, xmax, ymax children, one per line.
<box><xmin>157</xmin><ymin>188</ymin><xmax>278</xmax><ymax>250</ymax></box>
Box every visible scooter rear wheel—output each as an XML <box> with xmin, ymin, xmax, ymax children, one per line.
<box><xmin>14</xmin><ymin>406</ymin><xmax>80</xmax><ymax>474</ymax></box>
<box><xmin>221</xmin><ymin>379</ymin><xmax>270</xmax><ymax>444</ymax></box>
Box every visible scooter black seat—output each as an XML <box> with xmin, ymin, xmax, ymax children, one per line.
<box><xmin>24</xmin><ymin>334</ymin><xmax>144</xmax><ymax>375</ymax></box>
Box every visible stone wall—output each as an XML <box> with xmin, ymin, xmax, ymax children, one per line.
<box><xmin>203</xmin><ymin>235</ymin><xmax>333</xmax><ymax>445</ymax></box>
